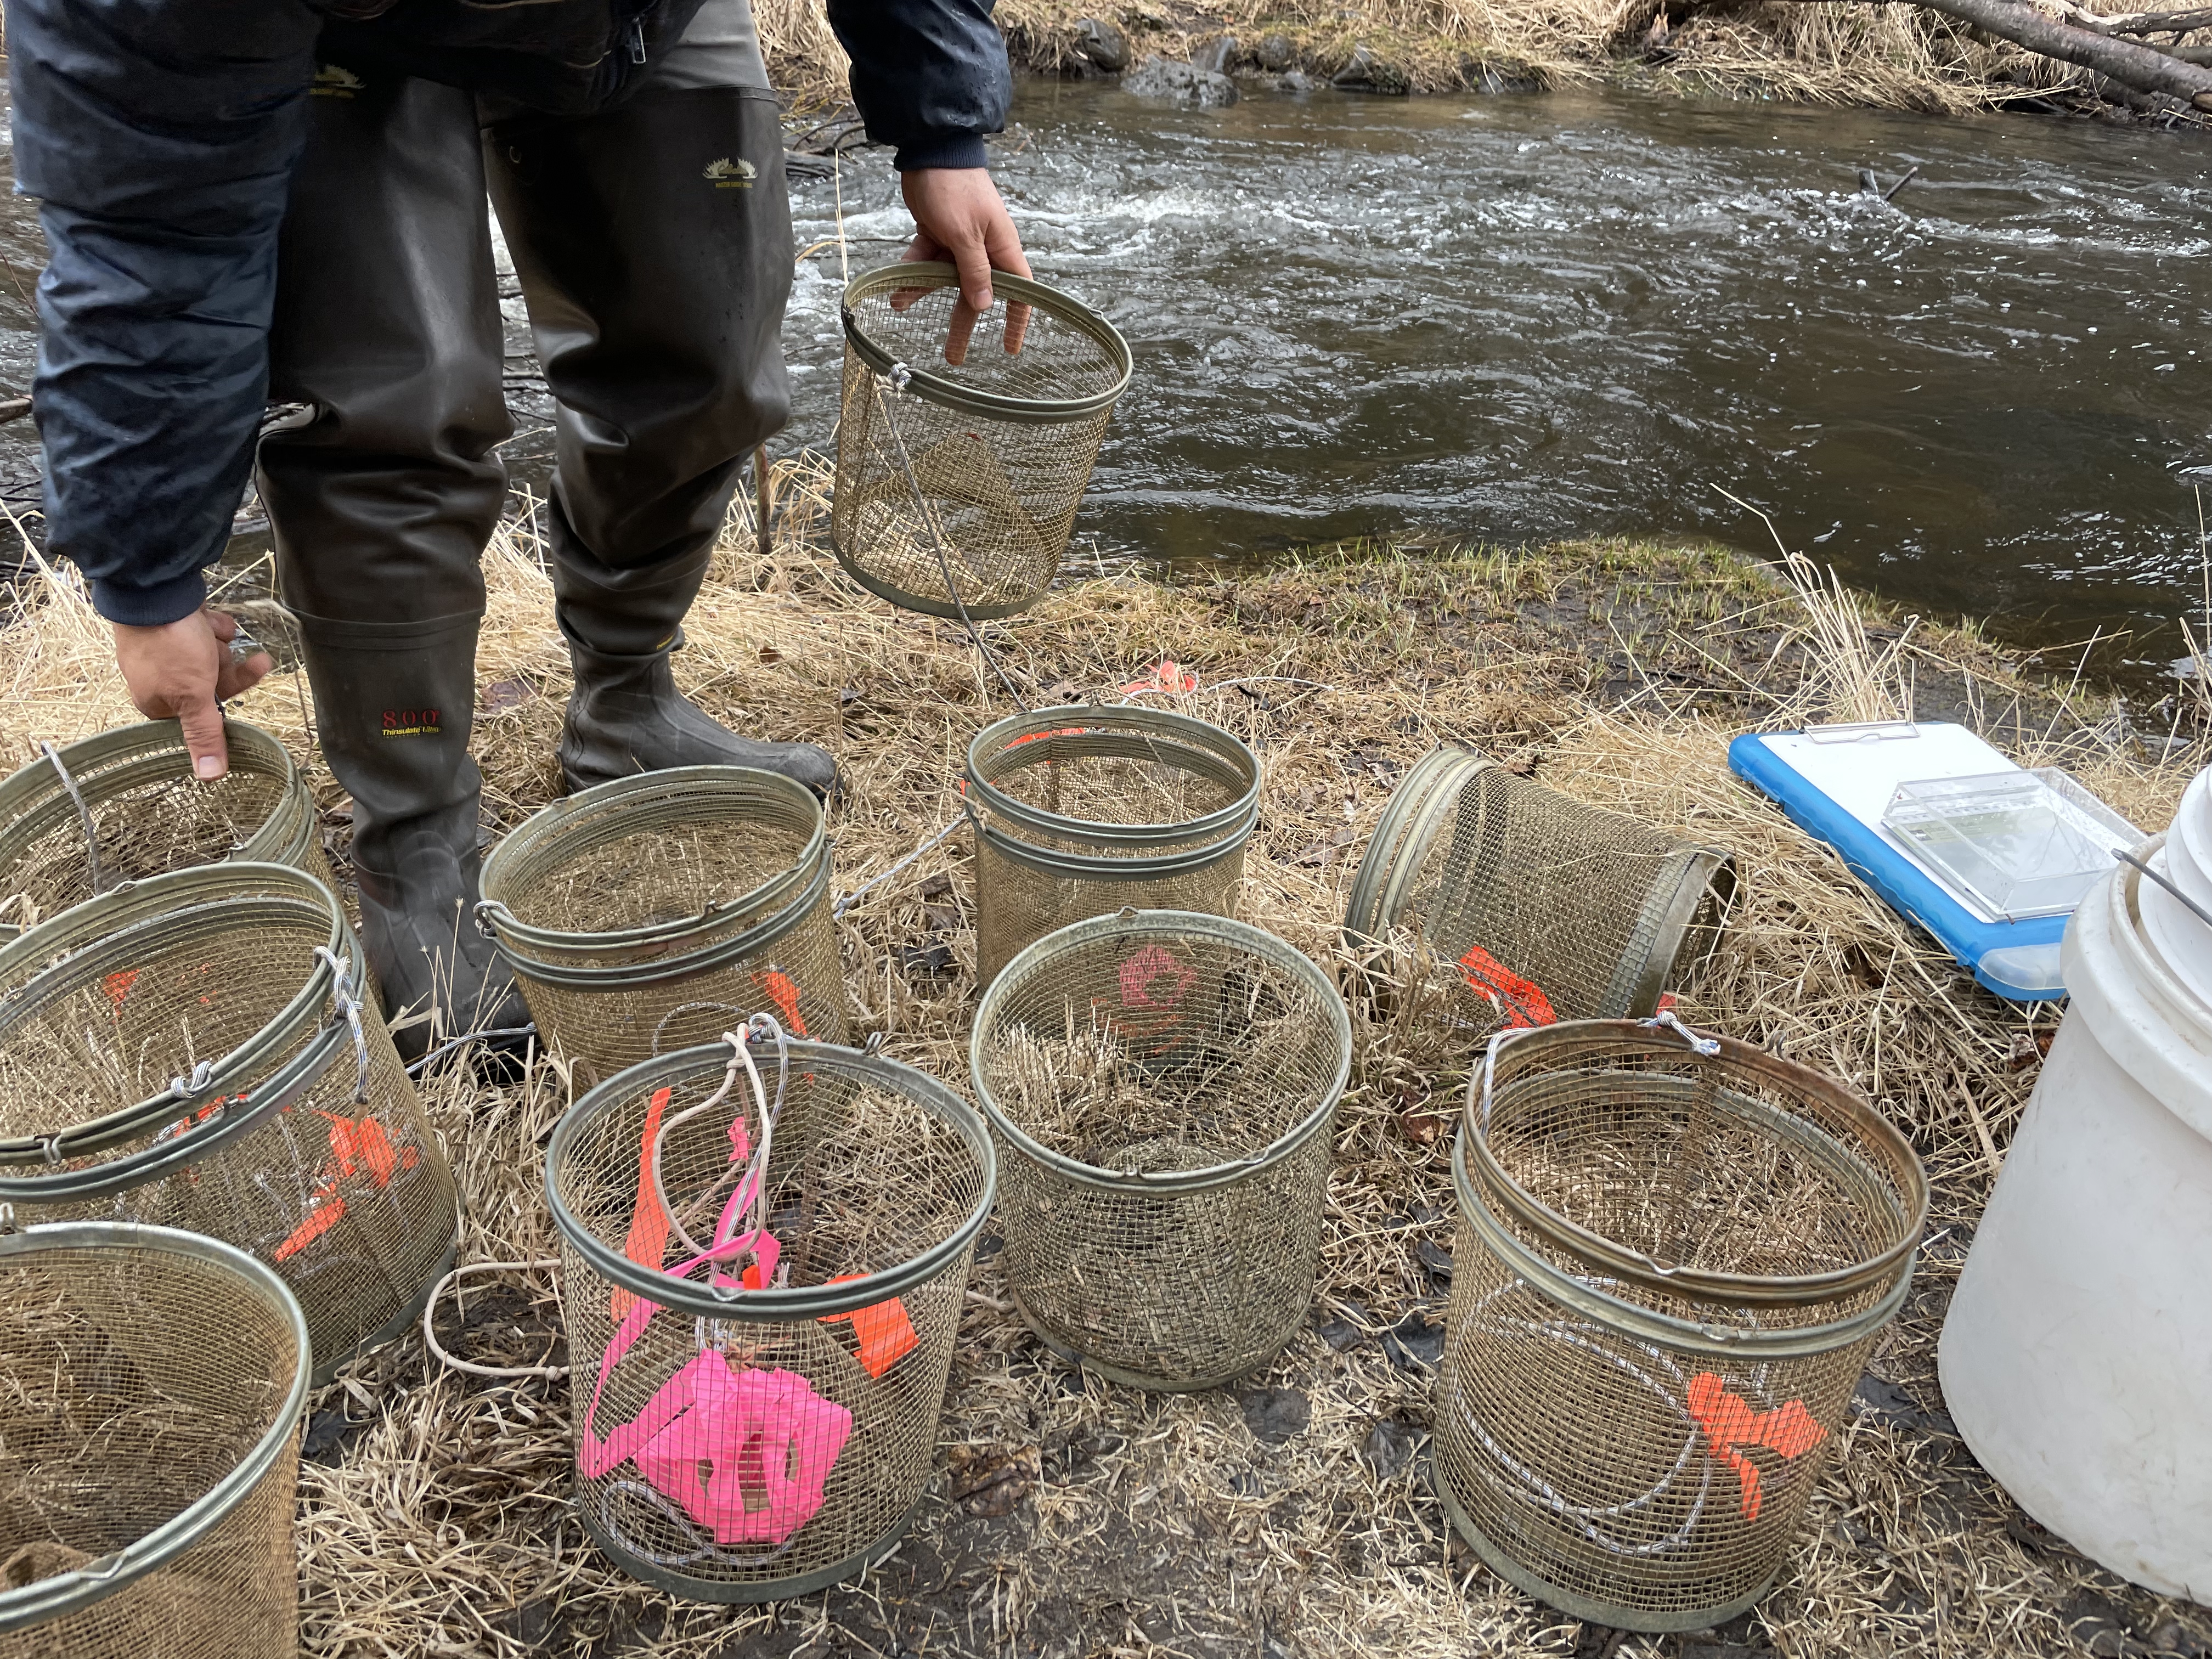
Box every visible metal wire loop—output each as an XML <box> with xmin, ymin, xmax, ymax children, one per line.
<box><xmin>38</xmin><ymin>738</ymin><xmax>105</xmax><ymax>898</ymax></box>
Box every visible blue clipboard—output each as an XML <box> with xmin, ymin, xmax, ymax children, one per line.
<box><xmin>1727</xmin><ymin>723</ymin><xmax>2069</xmax><ymax>1002</ymax></box>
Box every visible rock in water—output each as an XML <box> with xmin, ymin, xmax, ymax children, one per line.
<box><xmin>1072</xmin><ymin>16</ymin><xmax>1129</xmax><ymax>74</ymax></box>
<box><xmin>1123</xmin><ymin>56</ymin><xmax>1240</xmax><ymax>107</ymax></box>
<box><xmin>1256</xmin><ymin>31</ymin><xmax>1294</xmax><ymax>71</ymax></box>
<box><xmin>1192</xmin><ymin>33</ymin><xmax>1238</xmax><ymax>75</ymax></box>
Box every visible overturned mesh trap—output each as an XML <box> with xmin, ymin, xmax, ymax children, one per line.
<box><xmin>833</xmin><ymin>262</ymin><xmax>1131</xmax><ymax>619</ymax></box>
<box><xmin>1435</xmin><ymin>1019</ymin><xmax>1926</xmax><ymax>1632</ymax></box>
<box><xmin>970</xmin><ymin>910</ymin><xmax>1352</xmax><ymax>1390</ymax></box>
<box><xmin>0</xmin><ymin>1220</ymin><xmax>307</xmax><ymax>1659</ymax></box>
<box><xmin>1344</xmin><ymin>745</ymin><xmax>1736</xmax><ymax>1037</ymax></box>
<box><xmin>545</xmin><ymin>1032</ymin><xmax>994</xmax><ymax>1600</ymax></box>
<box><xmin>966</xmin><ymin>707</ymin><xmax>1261</xmax><ymax>990</ymax></box>
<box><xmin>0</xmin><ymin>720</ymin><xmax>330</xmax><ymax>944</ymax></box>
<box><xmin>0</xmin><ymin>863</ymin><xmax>458</xmax><ymax>1384</ymax></box>
<box><xmin>478</xmin><ymin>766</ymin><xmax>849</xmax><ymax>1088</ymax></box>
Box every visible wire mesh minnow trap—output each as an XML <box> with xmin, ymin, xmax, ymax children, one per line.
<box><xmin>0</xmin><ymin>720</ymin><xmax>330</xmax><ymax>944</ymax></box>
<box><xmin>0</xmin><ymin>863</ymin><xmax>458</xmax><ymax>1384</ymax></box>
<box><xmin>970</xmin><ymin>910</ymin><xmax>1352</xmax><ymax>1390</ymax></box>
<box><xmin>1434</xmin><ymin>1019</ymin><xmax>1927</xmax><ymax>1630</ymax></box>
<box><xmin>966</xmin><ymin>708</ymin><xmax>1261</xmax><ymax>990</ymax></box>
<box><xmin>833</xmin><ymin>261</ymin><xmax>1131</xmax><ymax>619</ymax></box>
<box><xmin>1344</xmin><ymin>745</ymin><xmax>1735</xmax><ymax>1039</ymax></box>
<box><xmin>478</xmin><ymin>766</ymin><xmax>849</xmax><ymax>1088</ymax></box>
<box><xmin>545</xmin><ymin>1030</ymin><xmax>995</xmax><ymax>1600</ymax></box>
<box><xmin>0</xmin><ymin>1219</ymin><xmax>308</xmax><ymax>1659</ymax></box>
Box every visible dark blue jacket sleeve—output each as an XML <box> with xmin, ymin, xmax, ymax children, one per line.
<box><xmin>5</xmin><ymin>0</ymin><xmax>321</xmax><ymax>625</ymax></box>
<box><xmin>823</xmin><ymin>0</ymin><xmax>1011</xmax><ymax>171</ymax></box>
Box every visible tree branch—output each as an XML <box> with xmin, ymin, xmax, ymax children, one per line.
<box><xmin>1795</xmin><ymin>0</ymin><xmax>2212</xmax><ymax>105</ymax></box>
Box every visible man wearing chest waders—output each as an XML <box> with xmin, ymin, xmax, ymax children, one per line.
<box><xmin>6</xmin><ymin>0</ymin><xmax>1030</xmax><ymax>1057</ymax></box>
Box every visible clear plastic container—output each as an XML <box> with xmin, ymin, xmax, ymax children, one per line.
<box><xmin>1882</xmin><ymin>769</ymin><xmax>2140</xmax><ymax>921</ymax></box>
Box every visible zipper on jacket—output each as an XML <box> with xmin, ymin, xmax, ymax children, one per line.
<box><xmin>628</xmin><ymin>19</ymin><xmax>646</xmax><ymax>62</ymax></box>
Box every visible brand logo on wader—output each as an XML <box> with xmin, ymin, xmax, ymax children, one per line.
<box><xmin>312</xmin><ymin>65</ymin><xmax>365</xmax><ymax>99</ymax></box>
<box><xmin>703</xmin><ymin>157</ymin><xmax>757</xmax><ymax>189</ymax></box>
<box><xmin>381</xmin><ymin>708</ymin><xmax>440</xmax><ymax>738</ymax></box>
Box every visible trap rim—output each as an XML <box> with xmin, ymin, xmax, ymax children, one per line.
<box><xmin>0</xmin><ymin>862</ymin><xmax>354</xmax><ymax>1171</ymax></box>
<box><xmin>1604</xmin><ymin>846</ymin><xmax>1741</xmax><ymax>1018</ymax></box>
<box><xmin>1427</xmin><ymin>1448</ymin><xmax>1781</xmax><ymax>1634</ymax></box>
<box><xmin>1342</xmin><ymin>743</ymin><xmax>1492</xmax><ymax>949</ymax></box>
<box><xmin>969</xmin><ymin>909</ymin><xmax>1353</xmax><ymax>1197</ymax></box>
<box><xmin>0</xmin><ymin>720</ymin><xmax>317</xmax><ymax>894</ymax></box>
<box><xmin>477</xmin><ymin>765</ymin><xmax>827</xmax><ymax>960</ymax></box>
<box><xmin>840</xmin><ymin>261</ymin><xmax>1133</xmax><ymax>425</ymax></box>
<box><xmin>488</xmin><ymin>843</ymin><xmax>832</xmax><ymax>993</ymax></box>
<box><xmin>544</xmin><ymin>1040</ymin><xmax>996</xmax><ymax>1323</ymax></box>
<box><xmin>0</xmin><ymin>1218</ymin><xmax>310</xmax><ymax>1636</ymax></box>
<box><xmin>965</xmin><ymin>706</ymin><xmax>1262</xmax><ymax>854</ymax></box>
<box><xmin>1449</xmin><ymin>1124</ymin><xmax>1912</xmax><ymax>1362</ymax></box>
<box><xmin>968</xmin><ymin>815</ymin><xmax>1250</xmax><ymax>883</ymax></box>
<box><xmin>1464</xmin><ymin>1020</ymin><xmax>1929</xmax><ymax>1313</ymax></box>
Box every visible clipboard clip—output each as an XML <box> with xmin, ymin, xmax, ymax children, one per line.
<box><xmin>1804</xmin><ymin>720</ymin><xmax>1920</xmax><ymax>745</ymax></box>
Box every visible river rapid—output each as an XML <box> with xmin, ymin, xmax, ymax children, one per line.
<box><xmin>1</xmin><ymin>78</ymin><xmax>2207</xmax><ymax>684</ymax></box>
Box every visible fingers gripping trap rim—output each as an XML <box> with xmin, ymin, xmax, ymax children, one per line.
<box><xmin>0</xmin><ymin>1219</ymin><xmax>311</xmax><ymax>1637</ymax></box>
<box><xmin>0</xmin><ymin>721</ymin><xmax>324</xmax><ymax>943</ymax></box>
<box><xmin>839</xmin><ymin>262</ymin><xmax>1134</xmax><ymax>425</ymax></box>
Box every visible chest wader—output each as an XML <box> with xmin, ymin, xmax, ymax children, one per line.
<box><xmin>257</xmin><ymin>35</ymin><xmax>831</xmax><ymax>1056</ymax></box>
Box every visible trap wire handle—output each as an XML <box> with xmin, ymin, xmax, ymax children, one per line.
<box><xmin>872</xmin><ymin>363</ymin><xmax>1031</xmax><ymax>714</ymax></box>
<box><xmin>37</xmin><ymin>740</ymin><xmax>103</xmax><ymax>899</ymax></box>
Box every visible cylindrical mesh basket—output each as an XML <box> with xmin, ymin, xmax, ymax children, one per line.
<box><xmin>479</xmin><ymin>766</ymin><xmax>850</xmax><ymax>1088</ymax></box>
<box><xmin>1344</xmin><ymin>745</ymin><xmax>1736</xmax><ymax>1039</ymax></box>
<box><xmin>833</xmin><ymin>261</ymin><xmax>1131</xmax><ymax>619</ymax></box>
<box><xmin>1435</xmin><ymin>1019</ymin><xmax>1927</xmax><ymax>1631</ymax></box>
<box><xmin>0</xmin><ymin>863</ymin><xmax>459</xmax><ymax>1384</ymax></box>
<box><xmin>966</xmin><ymin>707</ymin><xmax>1260</xmax><ymax>990</ymax></box>
<box><xmin>0</xmin><ymin>719</ymin><xmax>330</xmax><ymax>944</ymax></box>
<box><xmin>0</xmin><ymin>1219</ymin><xmax>308</xmax><ymax>1659</ymax></box>
<box><xmin>970</xmin><ymin>910</ymin><xmax>1352</xmax><ymax>1390</ymax></box>
<box><xmin>545</xmin><ymin>1037</ymin><xmax>995</xmax><ymax>1600</ymax></box>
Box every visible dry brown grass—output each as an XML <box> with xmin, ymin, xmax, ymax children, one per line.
<box><xmin>2</xmin><ymin>473</ymin><xmax>2209</xmax><ymax>1656</ymax></box>
<box><xmin>759</xmin><ymin>0</ymin><xmax>2210</xmax><ymax>119</ymax></box>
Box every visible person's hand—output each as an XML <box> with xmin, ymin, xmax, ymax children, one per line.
<box><xmin>898</xmin><ymin>167</ymin><xmax>1032</xmax><ymax>366</ymax></box>
<box><xmin>111</xmin><ymin>607</ymin><xmax>273</xmax><ymax>780</ymax></box>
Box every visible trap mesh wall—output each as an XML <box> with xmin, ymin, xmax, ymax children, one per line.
<box><xmin>1344</xmin><ymin>746</ymin><xmax>1735</xmax><ymax>1042</ymax></box>
<box><xmin>480</xmin><ymin>766</ymin><xmax>850</xmax><ymax>1089</ymax></box>
<box><xmin>0</xmin><ymin>720</ymin><xmax>330</xmax><ymax>943</ymax></box>
<box><xmin>833</xmin><ymin>263</ymin><xmax>1130</xmax><ymax>620</ymax></box>
<box><xmin>970</xmin><ymin>911</ymin><xmax>1352</xmax><ymax>1390</ymax></box>
<box><xmin>545</xmin><ymin>1041</ymin><xmax>994</xmax><ymax>1600</ymax></box>
<box><xmin>0</xmin><ymin>864</ymin><xmax>457</xmax><ymax>1384</ymax></box>
<box><xmin>0</xmin><ymin>1222</ymin><xmax>307</xmax><ymax>1659</ymax></box>
<box><xmin>1435</xmin><ymin>1020</ymin><xmax>1926</xmax><ymax>1631</ymax></box>
<box><xmin>966</xmin><ymin>708</ymin><xmax>1261</xmax><ymax>990</ymax></box>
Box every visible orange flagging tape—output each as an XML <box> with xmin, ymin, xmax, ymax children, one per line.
<box><xmin>1456</xmin><ymin>945</ymin><xmax>1558</xmax><ymax>1029</ymax></box>
<box><xmin>820</xmin><ymin>1274</ymin><xmax>920</xmax><ymax>1377</ymax></box>
<box><xmin>1686</xmin><ymin>1372</ymin><xmax>1826</xmax><ymax>1521</ymax></box>
<box><xmin>273</xmin><ymin>1110</ymin><xmax>421</xmax><ymax>1263</ymax></box>
<box><xmin>612</xmin><ymin>1086</ymin><xmax>676</xmax><ymax>1322</ymax></box>
<box><xmin>753</xmin><ymin>970</ymin><xmax>809</xmax><ymax>1040</ymax></box>
<box><xmin>1120</xmin><ymin>660</ymin><xmax>1199</xmax><ymax>696</ymax></box>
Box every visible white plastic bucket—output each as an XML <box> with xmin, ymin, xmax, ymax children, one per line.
<box><xmin>1939</xmin><ymin>834</ymin><xmax>2212</xmax><ymax>1600</ymax></box>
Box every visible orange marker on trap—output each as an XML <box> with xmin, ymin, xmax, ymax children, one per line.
<box><xmin>752</xmin><ymin>970</ymin><xmax>809</xmax><ymax>1040</ymax></box>
<box><xmin>612</xmin><ymin>1086</ymin><xmax>676</xmax><ymax>1322</ymax></box>
<box><xmin>820</xmin><ymin>1274</ymin><xmax>920</xmax><ymax>1377</ymax></box>
<box><xmin>272</xmin><ymin>1109</ymin><xmax>422</xmax><ymax>1263</ymax></box>
<box><xmin>1685</xmin><ymin>1372</ymin><xmax>1826</xmax><ymax>1521</ymax></box>
<box><xmin>1456</xmin><ymin>945</ymin><xmax>1557</xmax><ymax>1030</ymax></box>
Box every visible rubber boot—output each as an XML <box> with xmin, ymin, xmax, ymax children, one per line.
<box><xmin>258</xmin><ymin>69</ymin><xmax>531</xmax><ymax>1060</ymax></box>
<box><xmin>291</xmin><ymin>616</ymin><xmax>533</xmax><ymax>1060</ymax></box>
<box><xmin>483</xmin><ymin>84</ymin><xmax>835</xmax><ymax>797</ymax></box>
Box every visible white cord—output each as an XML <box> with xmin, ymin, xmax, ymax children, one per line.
<box><xmin>421</xmin><ymin>1258</ymin><xmax>569</xmax><ymax>1380</ymax></box>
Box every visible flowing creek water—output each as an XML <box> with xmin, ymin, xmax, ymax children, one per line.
<box><xmin>1</xmin><ymin>80</ymin><xmax>2207</xmax><ymax>685</ymax></box>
